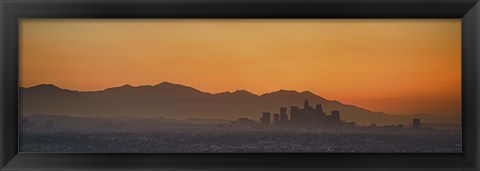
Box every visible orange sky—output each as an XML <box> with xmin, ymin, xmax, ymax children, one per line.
<box><xmin>19</xmin><ymin>19</ymin><xmax>461</xmax><ymax>116</ymax></box>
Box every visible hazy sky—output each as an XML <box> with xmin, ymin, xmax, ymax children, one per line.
<box><xmin>20</xmin><ymin>19</ymin><xmax>461</xmax><ymax>116</ymax></box>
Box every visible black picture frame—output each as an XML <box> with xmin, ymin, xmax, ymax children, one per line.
<box><xmin>1</xmin><ymin>0</ymin><xmax>479</xmax><ymax>170</ymax></box>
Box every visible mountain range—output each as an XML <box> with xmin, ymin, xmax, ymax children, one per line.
<box><xmin>19</xmin><ymin>82</ymin><xmax>461</xmax><ymax>125</ymax></box>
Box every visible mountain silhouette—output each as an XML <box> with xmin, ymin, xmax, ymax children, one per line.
<box><xmin>19</xmin><ymin>82</ymin><xmax>460</xmax><ymax>125</ymax></box>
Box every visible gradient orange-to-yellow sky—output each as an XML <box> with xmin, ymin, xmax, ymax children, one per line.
<box><xmin>20</xmin><ymin>19</ymin><xmax>461</xmax><ymax>116</ymax></box>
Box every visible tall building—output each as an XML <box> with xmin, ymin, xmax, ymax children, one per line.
<box><xmin>331</xmin><ymin>110</ymin><xmax>340</xmax><ymax>120</ymax></box>
<box><xmin>280</xmin><ymin>107</ymin><xmax>288</xmax><ymax>122</ymax></box>
<box><xmin>314</xmin><ymin>104</ymin><xmax>326</xmax><ymax>125</ymax></box>
<box><xmin>273</xmin><ymin>113</ymin><xmax>280</xmax><ymax>124</ymax></box>
<box><xmin>260</xmin><ymin>112</ymin><xmax>271</xmax><ymax>126</ymax></box>
<box><xmin>290</xmin><ymin>106</ymin><xmax>299</xmax><ymax>122</ymax></box>
<box><xmin>413</xmin><ymin>118</ymin><xmax>421</xmax><ymax>129</ymax></box>
<box><xmin>315</xmin><ymin>104</ymin><xmax>324</xmax><ymax>115</ymax></box>
<box><xmin>304</xmin><ymin>100</ymin><xmax>310</xmax><ymax>109</ymax></box>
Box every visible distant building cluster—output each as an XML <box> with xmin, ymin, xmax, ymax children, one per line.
<box><xmin>258</xmin><ymin>100</ymin><xmax>354</xmax><ymax>128</ymax></box>
<box><xmin>234</xmin><ymin>99</ymin><xmax>423</xmax><ymax>129</ymax></box>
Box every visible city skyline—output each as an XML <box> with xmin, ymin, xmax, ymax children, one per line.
<box><xmin>20</xmin><ymin>97</ymin><xmax>461</xmax><ymax>153</ymax></box>
<box><xmin>20</xmin><ymin>82</ymin><xmax>461</xmax><ymax>122</ymax></box>
<box><xmin>20</xmin><ymin>19</ymin><xmax>461</xmax><ymax>116</ymax></box>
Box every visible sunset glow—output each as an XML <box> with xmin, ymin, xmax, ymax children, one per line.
<box><xmin>20</xmin><ymin>19</ymin><xmax>461</xmax><ymax>116</ymax></box>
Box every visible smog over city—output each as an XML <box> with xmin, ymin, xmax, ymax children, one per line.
<box><xmin>20</xmin><ymin>19</ymin><xmax>461</xmax><ymax>153</ymax></box>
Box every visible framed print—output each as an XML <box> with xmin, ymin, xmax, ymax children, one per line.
<box><xmin>18</xmin><ymin>19</ymin><xmax>462</xmax><ymax>153</ymax></box>
<box><xmin>1</xmin><ymin>0</ymin><xmax>479</xmax><ymax>170</ymax></box>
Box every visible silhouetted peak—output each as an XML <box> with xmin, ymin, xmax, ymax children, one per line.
<box><xmin>214</xmin><ymin>90</ymin><xmax>256</xmax><ymax>97</ymax></box>
<box><xmin>29</xmin><ymin>84</ymin><xmax>61</xmax><ymax>90</ymax></box>
<box><xmin>25</xmin><ymin>84</ymin><xmax>79</xmax><ymax>93</ymax></box>
<box><xmin>232</xmin><ymin>90</ymin><xmax>256</xmax><ymax>96</ymax></box>
<box><xmin>214</xmin><ymin>91</ymin><xmax>232</xmax><ymax>95</ymax></box>
<box><xmin>103</xmin><ymin>84</ymin><xmax>135</xmax><ymax>91</ymax></box>
<box><xmin>120</xmin><ymin>84</ymin><xmax>133</xmax><ymax>88</ymax></box>
<box><xmin>156</xmin><ymin>81</ymin><xmax>176</xmax><ymax>86</ymax></box>
<box><xmin>261</xmin><ymin>89</ymin><xmax>300</xmax><ymax>96</ymax></box>
<box><xmin>277</xmin><ymin>89</ymin><xmax>300</xmax><ymax>93</ymax></box>
<box><xmin>155</xmin><ymin>82</ymin><xmax>193</xmax><ymax>89</ymax></box>
<box><xmin>154</xmin><ymin>82</ymin><xmax>209</xmax><ymax>95</ymax></box>
<box><xmin>300</xmin><ymin>91</ymin><xmax>315</xmax><ymax>95</ymax></box>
